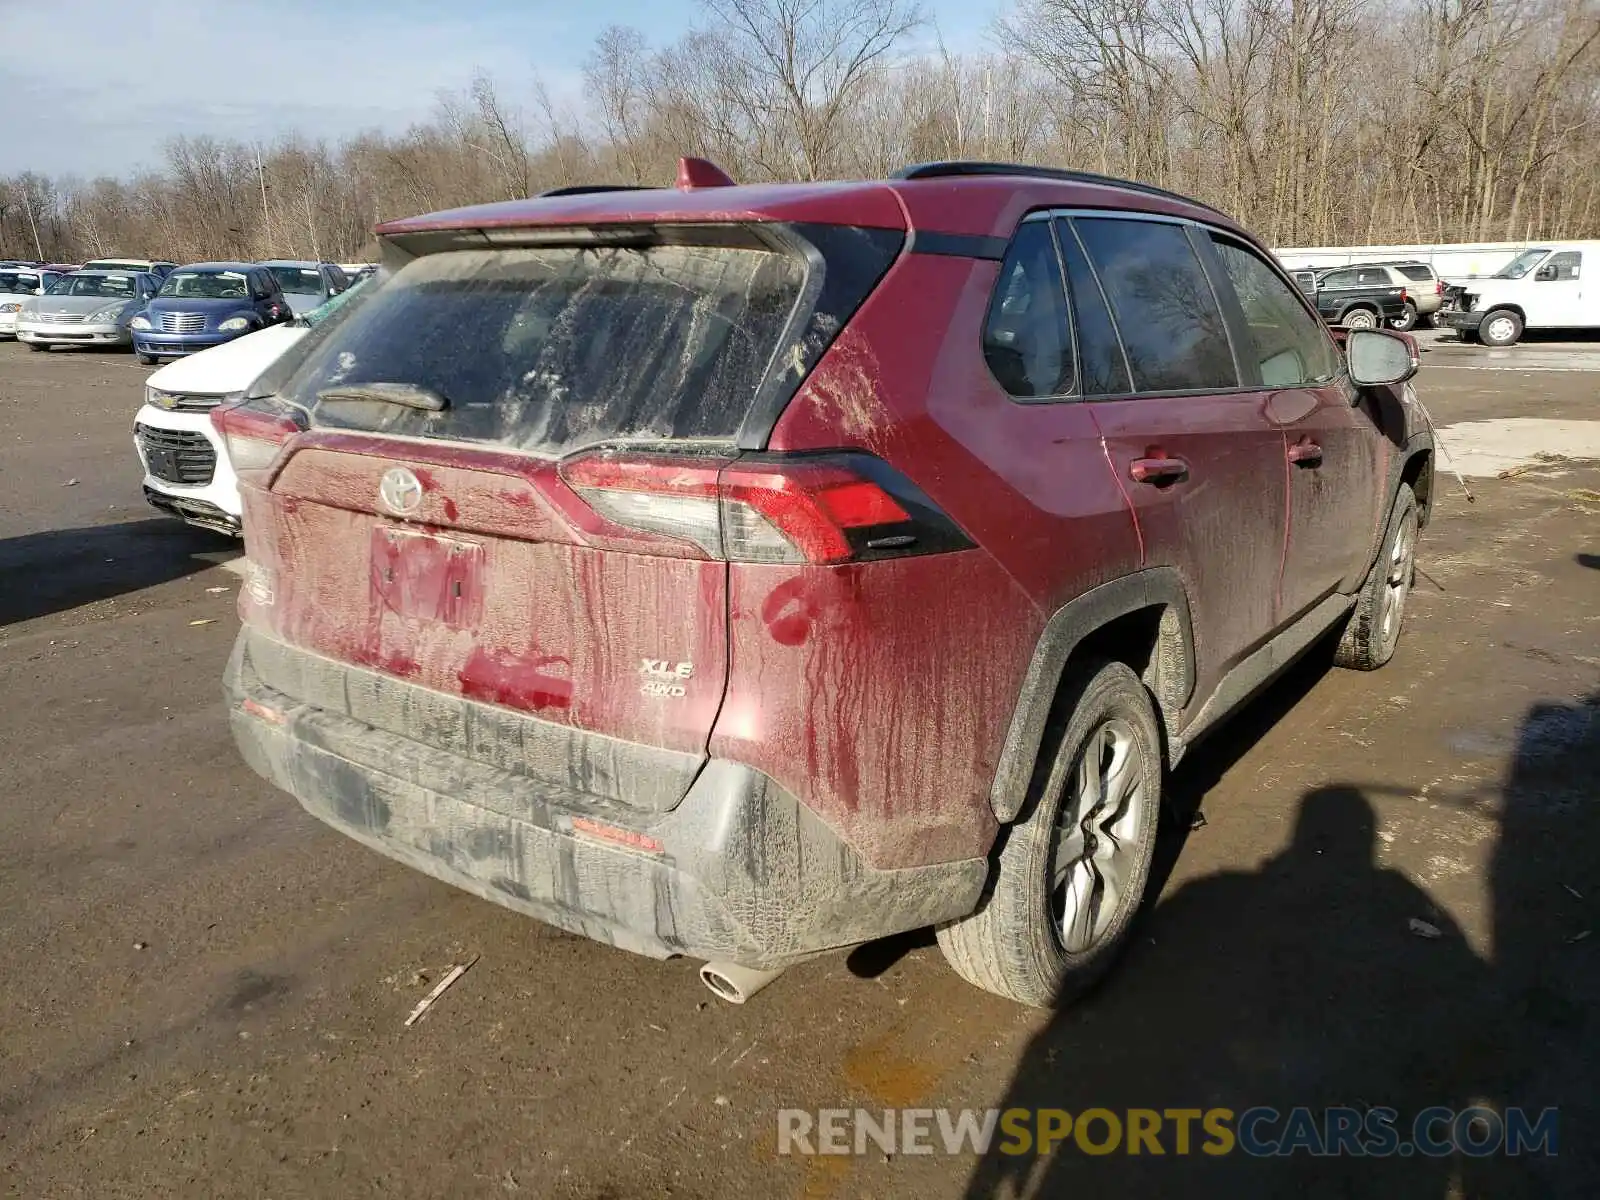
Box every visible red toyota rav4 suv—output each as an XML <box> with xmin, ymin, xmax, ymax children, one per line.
<box><xmin>219</xmin><ymin>160</ymin><xmax>1434</xmax><ymax>1007</ymax></box>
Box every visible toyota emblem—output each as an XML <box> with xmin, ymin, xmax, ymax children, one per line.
<box><xmin>379</xmin><ymin>467</ymin><xmax>424</xmax><ymax>515</ymax></box>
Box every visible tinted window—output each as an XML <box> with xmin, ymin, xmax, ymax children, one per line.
<box><xmin>1074</xmin><ymin>218</ymin><xmax>1237</xmax><ymax>393</ymax></box>
<box><xmin>1212</xmin><ymin>238</ymin><xmax>1341</xmax><ymax>388</ymax></box>
<box><xmin>1056</xmin><ymin>219</ymin><xmax>1130</xmax><ymax>395</ymax></box>
<box><xmin>269</xmin><ymin>266</ymin><xmax>325</xmax><ymax>295</ymax></box>
<box><xmin>1395</xmin><ymin>265</ymin><xmax>1434</xmax><ymax>283</ymax></box>
<box><xmin>982</xmin><ymin>221</ymin><xmax>1074</xmax><ymax>398</ymax></box>
<box><xmin>1355</xmin><ymin>267</ymin><xmax>1391</xmax><ymax>287</ymax></box>
<box><xmin>1320</xmin><ymin>269</ymin><xmax>1357</xmax><ymax>289</ymax></box>
<box><xmin>1545</xmin><ymin>251</ymin><xmax>1581</xmax><ymax>280</ymax></box>
<box><xmin>285</xmin><ymin>242</ymin><xmax>807</xmax><ymax>454</ymax></box>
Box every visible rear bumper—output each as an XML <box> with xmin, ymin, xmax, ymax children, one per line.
<box><xmin>225</xmin><ymin>629</ymin><xmax>986</xmax><ymax>969</ymax></box>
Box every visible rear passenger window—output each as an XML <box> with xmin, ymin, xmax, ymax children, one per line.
<box><xmin>1212</xmin><ymin>238</ymin><xmax>1341</xmax><ymax>388</ymax></box>
<box><xmin>1073</xmin><ymin>218</ymin><xmax>1237</xmax><ymax>393</ymax></box>
<box><xmin>1321</xmin><ymin>269</ymin><xmax>1357</xmax><ymax>289</ymax></box>
<box><xmin>982</xmin><ymin>221</ymin><xmax>1074</xmax><ymax>399</ymax></box>
<box><xmin>1056</xmin><ymin>219</ymin><xmax>1130</xmax><ymax>395</ymax></box>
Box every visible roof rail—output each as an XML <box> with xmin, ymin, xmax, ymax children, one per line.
<box><xmin>537</xmin><ymin>184</ymin><xmax>658</xmax><ymax>198</ymax></box>
<box><xmin>893</xmin><ymin>161</ymin><xmax>1225</xmax><ymax>217</ymax></box>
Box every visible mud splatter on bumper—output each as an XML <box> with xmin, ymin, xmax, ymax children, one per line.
<box><xmin>226</xmin><ymin>629</ymin><xmax>986</xmax><ymax>969</ymax></box>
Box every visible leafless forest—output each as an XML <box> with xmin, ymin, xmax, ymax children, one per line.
<box><xmin>3</xmin><ymin>0</ymin><xmax>1598</xmax><ymax>263</ymax></box>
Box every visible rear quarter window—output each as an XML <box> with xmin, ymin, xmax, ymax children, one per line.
<box><xmin>283</xmin><ymin>242</ymin><xmax>808</xmax><ymax>455</ymax></box>
<box><xmin>1396</xmin><ymin>265</ymin><xmax>1434</xmax><ymax>283</ymax></box>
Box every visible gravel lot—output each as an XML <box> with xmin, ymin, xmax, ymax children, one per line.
<box><xmin>1</xmin><ymin>337</ymin><xmax>1596</xmax><ymax>1198</ymax></box>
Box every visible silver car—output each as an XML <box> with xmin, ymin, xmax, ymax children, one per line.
<box><xmin>16</xmin><ymin>271</ymin><xmax>158</xmax><ymax>351</ymax></box>
<box><xmin>258</xmin><ymin>260</ymin><xmax>349</xmax><ymax>318</ymax></box>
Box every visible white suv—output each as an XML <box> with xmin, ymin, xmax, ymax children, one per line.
<box><xmin>135</xmin><ymin>324</ymin><xmax>308</xmax><ymax>535</ymax></box>
<box><xmin>134</xmin><ymin>274</ymin><xmax>374</xmax><ymax>534</ymax></box>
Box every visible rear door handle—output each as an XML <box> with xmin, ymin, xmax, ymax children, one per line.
<box><xmin>1129</xmin><ymin>456</ymin><xmax>1189</xmax><ymax>485</ymax></box>
<box><xmin>1287</xmin><ymin>440</ymin><xmax>1323</xmax><ymax>467</ymax></box>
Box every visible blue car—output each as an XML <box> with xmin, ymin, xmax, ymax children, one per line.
<box><xmin>130</xmin><ymin>263</ymin><xmax>293</xmax><ymax>363</ymax></box>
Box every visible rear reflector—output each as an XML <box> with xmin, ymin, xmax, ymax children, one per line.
<box><xmin>570</xmin><ymin>815</ymin><xmax>663</xmax><ymax>854</ymax></box>
<box><xmin>212</xmin><ymin>399</ymin><xmax>306</xmax><ymax>478</ymax></box>
<box><xmin>241</xmin><ymin>698</ymin><xmax>285</xmax><ymax>725</ymax></box>
<box><xmin>560</xmin><ymin>451</ymin><xmax>959</xmax><ymax>564</ymax></box>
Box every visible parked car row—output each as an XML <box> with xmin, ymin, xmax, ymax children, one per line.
<box><xmin>1285</xmin><ymin>240</ymin><xmax>1600</xmax><ymax>346</ymax></box>
<box><xmin>0</xmin><ymin>257</ymin><xmax>375</xmax><ymax>360</ymax></box>
<box><xmin>1287</xmin><ymin>259</ymin><xmax>1446</xmax><ymax>332</ymax></box>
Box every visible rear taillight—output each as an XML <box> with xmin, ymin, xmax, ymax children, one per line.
<box><xmin>559</xmin><ymin>451</ymin><xmax>969</xmax><ymax>564</ymax></box>
<box><xmin>211</xmin><ymin>399</ymin><xmax>306</xmax><ymax>478</ymax></box>
<box><xmin>1435</xmin><ymin>281</ymin><xmax>1444</xmax><ymax>295</ymax></box>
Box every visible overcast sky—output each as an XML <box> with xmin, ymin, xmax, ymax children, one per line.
<box><xmin>0</xmin><ymin>0</ymin><xmax>996</xmax><ymax>179</ymax></box>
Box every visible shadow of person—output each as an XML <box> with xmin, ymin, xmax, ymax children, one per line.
<box><xmin>964</xmin><ymin>786</ymin><xmax>1518</xmax><ymax>1199</ymax></box>
<box><xmin>1488</xmin><ymin>689</ymin><xmax>1600</xmax><ymax>1193</ymax></box>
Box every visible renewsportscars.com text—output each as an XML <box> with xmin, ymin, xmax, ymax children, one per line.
<box><xmin>777</xmin><ymin>1106</ymin><xmax>1558</xmax><ymax>1158</ymax></box>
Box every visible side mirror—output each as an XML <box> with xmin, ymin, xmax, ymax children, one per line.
<box><xmin>1346</xmin><ymin>329</ymin><xmax>1418</xmax><ymax>387</ymax></box>
<box><xmin>1535</xmin><ymin>263</ymin><xmax>1558</xmax><ymax>282</ymax></box>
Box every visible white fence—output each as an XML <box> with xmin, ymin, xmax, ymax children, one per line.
<box><xmin>1274</xmin><ymin>241</ymin><xmax>1531</xmax><ymax>281</ymax></box>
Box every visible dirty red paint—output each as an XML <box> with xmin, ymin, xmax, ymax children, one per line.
<box><xmin>761</xmin><ymin>578</ymin><xmax>816</xmax><ymax>646</ymax></box>
<box><xmin>239</xmin><ymin>440</ymin><xmax>728</xmax><ymax>761</ymax></box>
<box><xmin>459</xmin><ymin>646</ymin><xmax>573</xmax><ymax>710</ymax></box>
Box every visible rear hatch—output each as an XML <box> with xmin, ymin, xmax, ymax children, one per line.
<box><xmin>230</xmin><ymin>221</ymin><xmax>902</xmax><ymax>811</ymax></box>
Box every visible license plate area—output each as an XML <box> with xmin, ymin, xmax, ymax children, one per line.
<box><xmin>370</xmin><ymin>527</ymin><xmax>484</xmax><ymax>630</ymax></box>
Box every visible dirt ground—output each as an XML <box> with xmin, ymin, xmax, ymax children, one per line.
<box><xmin>0</xmin><ymin>337</ymin><xmax>1595</xmax><ymax>1199</ymax></box>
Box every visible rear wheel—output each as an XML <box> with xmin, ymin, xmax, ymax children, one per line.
<box><xmin>937</xmin><ymin>660</ymin><xmax>1163</xmax><ymax>1008</ymax></box>
<box><xmin>1335</xmin><ymin>484</ymin><xmax>1418</xmax><ymax>671</ymax></box>
<box><xmin>1341</xmin><ymin>308</ymin><xmax>1379</xmax><ymax>331</ymax></box>
<box><xmin>1480</xmin><ymin>308</ymin><xmax>1523</xmax><ymax>348</ymax></box>
<box><xmin>1389</xmin><ymin>302</ymin><xmax>1418</xmax><ymax>332</ymax></box>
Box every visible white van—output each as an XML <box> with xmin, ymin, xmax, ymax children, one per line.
<box><xmin>1437</xmin><ymin>241</ymin><xmax>1599</xmax><ymax>346</ymax></box>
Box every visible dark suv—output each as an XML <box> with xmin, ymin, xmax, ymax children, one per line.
<box><xmin>218</xmin><ymin>160</ymin><xmax>1435</xmax><ymax>1008</ymax></box>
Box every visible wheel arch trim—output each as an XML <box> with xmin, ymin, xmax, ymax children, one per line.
<box><xmin>990</xmin><ymin>568</ymin><xmax>1195</xmax><ymax>823</ymax></box>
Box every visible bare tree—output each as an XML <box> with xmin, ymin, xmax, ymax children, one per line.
<box><xmin>698</xmin><ymin>0</ymin><xmax>925</xmax><ymax>179</ymax></box>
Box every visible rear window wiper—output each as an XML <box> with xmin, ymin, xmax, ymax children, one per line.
<box><xmin>316</xmin><ymin>383</ymin><xmax>449</xmax><ymax>412</ymax></box>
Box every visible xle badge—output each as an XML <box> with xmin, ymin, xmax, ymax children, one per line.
<box><xmin>640</xmin><ymin>658</ymin><xmax>693</xmax><ymax>699</ymax></box>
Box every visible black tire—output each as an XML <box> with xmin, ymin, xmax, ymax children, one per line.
<box><xmin>137</xmin><ymin>353</ymin><xmax>157</xmax><ymax>366</ymax></box>
<box><xmin>937</xmin><ymin>660</ymin><xmax>1163</xmax><ymax>1008</ymax></box>
<box><xmin>25</xmin><ymin>341</ymin><xmax>47</xmax><ymax>352</ymax></box>
<box><xmin>1341</xmin><ymin>307</ymin><xmax>1379</xmax><ymax>331</ymax></box>
<box><xmin>1479</xmin><ymin>308</ymin><xmax>1523</xmax><ymax>348</ymax></box>
<box><xmin>1389</xmin><ymin>302</ymin><xmax>1418</xmax><ymax>332</ymax></box>
<box><xmin>1335</xmin><ymin>484</ymin><xmax>1418</xmax><ymax>671</ymax></box>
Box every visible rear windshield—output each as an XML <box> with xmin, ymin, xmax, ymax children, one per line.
<box><xmin>285</xmin><ymin>243</ymin><xmax>807</xmax><ymax>454</ymax></box>
<box><xmin>269</xmin><ymin>266</ymin><xmax>324</xmax><ymax>294</ymax></box>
